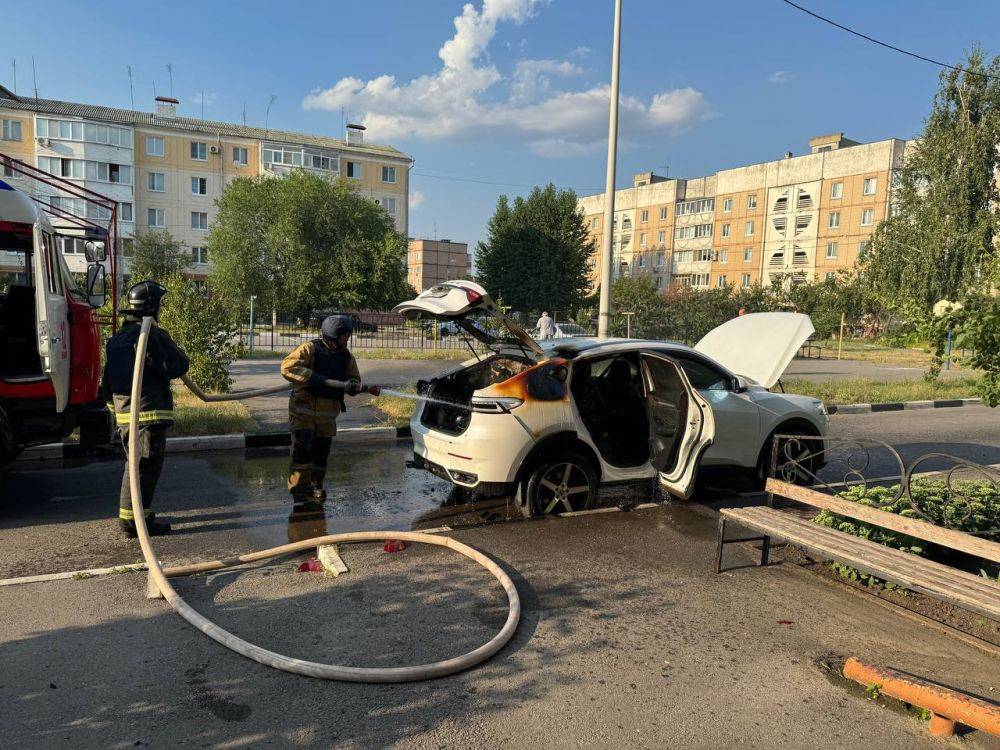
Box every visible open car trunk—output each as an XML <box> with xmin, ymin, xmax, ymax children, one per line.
<box><xmin>418</xmin><ymin>355</ymin><xmax>532</xmax><ymax>435</ymax></box>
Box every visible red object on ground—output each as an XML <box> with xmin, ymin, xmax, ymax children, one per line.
<box><xmin>776</xmin><ymin>620</ymin><xmax>794</xmax><ymax>625</ymax></box>
<box><xmin>383</xmin><ymin>540</ymin><xmax>407</xmax><ymax>553</ymax></box>
<box><xmin>297</xmin><ymin>558</ymin><xmax>322</xmax><ymax>572</ymax></box>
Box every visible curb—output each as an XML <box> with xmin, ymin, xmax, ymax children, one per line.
<box><xmin>22</xmin><ymin>424</ymin><xmax>413</xmax><ymax>461</ymax></box>
<box><xmin>826</xmin><ymin>397</ymin><xmax>982</xmax><ymax>415</ymax></box>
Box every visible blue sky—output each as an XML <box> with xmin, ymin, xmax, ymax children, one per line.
<box><xmin>5</xmin><ymin>0</ymin><xmax>999</xmax><ymax>253</ymax></box>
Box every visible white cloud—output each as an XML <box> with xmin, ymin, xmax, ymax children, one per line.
<box><xmin>302</xmin><ymin>0</ymin><xmax>713</xmax><ymax>156</ymax></box>
<box><xmin>409</xmin><ymin>189</ymin><xmax>425</xmax><ymax>209</ymax></box>
<box><xmin>567</xmin><ymin>45</ymin><xmax>591</xmax><ymax>59</ymax></box>
<box><xmin>768</xmin><ymin>70</ymin><xmax>790</xmax><ymax>85</ymax></box>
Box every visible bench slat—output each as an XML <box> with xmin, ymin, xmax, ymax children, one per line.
<box><xmin>766</xmin><ymin>479</ymin><xmax>1000</xmax><ymax>565</ymax></box>
<box><xmin>722</xmin><ymin>506</ymin><xmax>1000</xmax><ymax>621</ymax></box>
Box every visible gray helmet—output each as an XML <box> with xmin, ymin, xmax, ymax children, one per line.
<box><xmin>121</xmin><ymin>280</ymin><xmax>168</xmax><ymax>318</ymax></box>
<box><xmin>321</xmin><ymin>314</ymin><xmax>353</xmax><ymax>340</ymax></box>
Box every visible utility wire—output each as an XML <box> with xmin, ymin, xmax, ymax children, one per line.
<box><xmin>780</xmin><ymin>0</ymin><xmax>1000</xmax><ymax>82</ymax></box>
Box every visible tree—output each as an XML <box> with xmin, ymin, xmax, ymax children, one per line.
<box><xmin>127</xmin><ymin>231</ymin><xmax>187</xmax><ymax>282</ymax></box>
<box><xmin>208</xmin><ymin>171</ymin><xmax>412</xmax><ymax>319</ymax></box>
<box><xmin>609</xmin><ymin>276</ymin><xmax>668</xmax><ymax>338</ymax></box>
<box><xmin>476</xmin><ymin>184</ymin><xmax>593</xmax><ymax>312</ymax></box>
<box><xmin>862</xmin><ymin>48</ymin><xmax>1000</xmax><ymax>314</ymax></box>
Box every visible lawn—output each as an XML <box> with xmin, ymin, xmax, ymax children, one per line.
<box><xmin>370</xmin><ymin>387</ymin><xmax>418</xmax><ymax>427</ymax></box>
<box><xmin>783</xmin><ymin>376</ymin><xmax>983</xmax><ymax>405</ymax></box>
<box><xmin>170</xmin><ymin>388</ymin><xmax>258</xmax><ymax>436</ymax></box>
<box><xmin>810</xmin><ymin>338</ymin><xmax>977</xmax><ymax>370</ymax></box>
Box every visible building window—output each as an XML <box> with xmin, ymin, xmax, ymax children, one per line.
<box><xmin>659</xmin><ymin>207</ymin><xmax>668</xmax><ymax>220</ymax></box>
<box><xmin>859</xmin><ymin>239</ymin><xmax>869</xmax><ymax>255</ymax></box>
<box><xmin>84</xmin><ymin>161</ymin><xmax>132</xmax><ymax>185</ymax></box>
<box><xmin>655</xmin><ymin>252</ymin><xmax>664</xmax><ymax>267</ymax></box>
<box><xmin>863</xmin><ymin>177</ymin><xmax>877</xmax><ymax>195</ymax></box>
<box><xmin>190</xmin><ymin>141</ymin><xmax>207</xmax><ymax>160</ymax></box>
<box><xmin>747</xmin><ymin>194</ymin><xmax>757</xmax><ymax>209</ymax></box>
<box><xmin>379</xmin><ymin>196</ymin><xmax>397</xmax><ymax>215</ymax></box>
<box><xmin>721</xmin><ymin>223</ymin><xmax>730</xmax><ymax>238</ymax></box>
<box><xmin>718</xmin><ymin>248</ymin><xmax>728</xmax><ymax>263</ymax></box>
<box><xmin>741</xmin><ymin>273</ymin><xmax>751</xmax><ymax>286</ymax></box>
<box><xmin>826</xmin><ymin>242</ymin><xmax>838</xmax><ymax>259</ymax></box>
<box><xmin>146</xmin><ymin>136</ymin><xmax>164</xmax><ymax>157</ymax></box>
<box><xmin>637</xmin><ymin>254</ymin><xmax>645</xmax><ymax>268</ymax></box>
<box><xmin>673</xmin><ymin>250</ymin><xmax>692</xmax><ymax>263</ymax></box>
<box><xmin>147</xmin><ymin>172</ymin><xmax>165</xmax><ymax>192</ymax></box>
<box><xmin>346</xmin><ymin>161</ymin><xmax>361</xmax><ymax>179</ymax></box>
<box><xmin>640</xmin><ymin>209</ymin><xmax>649</xmax><ymax>222</ymax></box>
<box><xmin>119</xmin><ymin>202</ymin><xmax>133</xmax><ymax>222</ymax></box>
<box><xmin>147</xmin><ymin>208</ymin><xmax>165</xmax><ymax>228</ymax></box>
<box><xmin>191</xmin><ymin>211</ymin><xmax>209</xmax><ymax>231</ymax></box>
<box><xmin>745</xmin><ymin>220</ymin><xmax>754</xmax><ymax>236</ymax></box>
<box><xmin>831</xmin><ymin>182</ymin><xmax>843</xmax><ymax>199</ymax></box>
<box><xmin>657</xmin><ymin>230</ymin><xmax>665</xmax><ymax>244</ymax></box>
<box><xmin>676</xmin><ymin>197</ymin><xmax>714</xmax><ymax>216</ymax></box>
<box><xmin>591</xmin><ymin>217</ymin><xmax>599</xmax><ymax>229</ymax></box>
<box><xmin>717</xmin><ymin>275</ymin><xmax>727</xmax><ymax>288</ymax></box>
<box><xmin>262</xmin><ymin>145</ymin><xmax>302</xmax><ymax>167</ymax></box>
<box><xmin>674</xmin><ymin>224</ymin><xmax>713</xmax><ymax>240</ymax></box>
<box><xmin>381</xmin><ymin>165</ymin><xmax>396</xmax><ymax>183</ymax></box>
<box><xmin>38</xmin><ymin>156</ymin><xmax>85</xmax><ymax>179</ymax></box>
<box><xmin>1</xmin><ymin>156</ymin><xmax>14</xmax><ymax>177</ymax></box>
<box><xmin>861</xmin><ymin>208</ymin><xmax>874</xmax><ymax>226</ymax></box>
<box><xmin>743</xmin><ymin>248</ymin><xmax>752</xmax><ymax>262</ymax></box>
<box><xmin>828</xmin><ymin>211</ymin><xmax>840</xmax><ymax>228</ymax></box>
<box><xmin>191</xmin><ymin>176</ymin><xmax>208</xmax><ymax>195</ymax></box>
<box><xmin>640</xmin><ymin>232</ymin><xmax>647</xmax><ymax>246</ymax></box>
<box><xmin>722</xmin><ymin>198</ymin><xmax>732</xmax><ymax>212</ymax></box>
<box><xmin>692</xmin><ymin>273</ymin><xmax>710</xmax><ymax>288</ymax></box>
<box><xmin>191</xmin><ymin>246</ymin><xmax>209</xmax><ymax>264</ymax></box>
<box><xmin>233</xmin><ymin>147</ymin><xmax>249</xmax><ymax>166</ymax></box>
<box><xmin>2</xmin><ymin>119</ymin><xmax>22</xmax><ymax>141</ymax></box>
<box><xmin>698</xmin><ymin>248</ymin><xmax>713</xmax><ymax>262</ymax></box>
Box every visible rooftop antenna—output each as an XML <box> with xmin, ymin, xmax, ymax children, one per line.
<box><xmin>31</xmin><ymin>56</ymin><xmax>38</xmax><ymax>99</ymax></box>
<box><xmin>200</xmin><ymin>89</ymin><xmax>205</xmax><ymax>120</ymax></box>
<box><xmin>10</xmin><ymin>58</ymin><xmax>15</xmax><ymax>95</ymax></box>
<box><xmin>265</xmin><ymin>94</ymin><xmax>277</xmax><ymax>134</ymax></box>
<box><xmin>153</xmin><ymin>79</ymin><xmax>157</xmax><ymax>99</ymax></box>
<box><xmin>657</xmin><ymin>158</ymin><xmax>670</xmax><ymax>178</ymax></box>
<box><xmin>166</xmin><ymin>63</ymin><xmax>173</xmax><ymax>97</ymax></box>
<box><xmin>433</xmin><ymin>220</ymin><xmax>438</xmax><ymax>240</ymax></box>
<box><xmin>127</xmin><ymin>65</ymin><xmax>135</xmax><ymax>109</ymax></box>
<box><xmin>242</xmin><ymin>102</ymin><xmax>246</xmax><ymax>127</ymax></box>
<box><xmin>341</xmin><ymin>106</ymin><xmax>346</xmax><ymax>131</ymax></box>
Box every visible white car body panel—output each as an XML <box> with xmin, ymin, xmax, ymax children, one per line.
<box><xmin>694</xmin><ymin>312</ymin><xmax>814</xmax><ymax>388</ymax></box>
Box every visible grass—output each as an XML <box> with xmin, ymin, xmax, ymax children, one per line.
<box><xmin>370</xmin><ymin>387</ymin><xmax>418</xmax><ymax>427</ymax></box>
<box><xmin>239</xmin><ymin>347</ymin><xmax>470</xmax><ymax>361</ymax></box>
<box><xmin>783</xmin><ymin>376</ymin><xmax>983</xmax><ymax>405</ymax></box>
<box><xmin>170</xmin><ymin>388</ymin><xmax>258</xmax><ymax>436</ymax></box>
<box><xmin>810</xmin><ymin>337</ymin><xmax>978</xmax><ymax>370</ymax></box>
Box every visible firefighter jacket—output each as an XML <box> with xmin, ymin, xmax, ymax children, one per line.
<box><xmin>281</xmin><ymin>339</ymin><xmax>361</xmax><ymax>433</ymax></box>
<box><xmin>102</xmin><ymin>322</ymin><xmax>190</xmax><ymax>428</ymax></box>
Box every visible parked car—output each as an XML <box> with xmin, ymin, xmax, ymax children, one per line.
<box><xmin>394</xmin><ymin>280</ymin><xmax>828</xmax><ymax>516</ymax></box>
<box><xmin>307</xmin><ymin>310</ymin><xmax>377</xmax><ymax>334</ymax></box>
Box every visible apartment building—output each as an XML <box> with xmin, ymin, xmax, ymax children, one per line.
<box><xmin>578</xmin><ymin>133</ymin><xmax>907</xmax><ymax>292</ymax></box>
<box><xmin>0</xmin><ymin>86</ymin><xmax>411</xmax><ymax>283</ymax></box>
<box><xmin>407</xmin><ymin>238</ymin><xmax>470</xmax><ymax>292</ymax></box>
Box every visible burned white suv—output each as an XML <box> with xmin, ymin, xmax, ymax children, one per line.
<box><xmin>395</xmin><ymin>281</ymin><xmax>828</xmax><ymax>516</ymax></box>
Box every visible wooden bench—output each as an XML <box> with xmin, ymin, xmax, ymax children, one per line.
<box><xmin>714</xmin><ymin>479</ymin><xmax>1000</xmax><ymax>622</ymax></box>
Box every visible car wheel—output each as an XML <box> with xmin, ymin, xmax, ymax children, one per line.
<box><xmin>524</xmin><ymin>452</ymin><xmax>598</xmax><ymax>517</ymax></box>
<box><xmin>754</xmin><ymin>431</ymin><xmax>818</xmax><ymax>491</ymax></box>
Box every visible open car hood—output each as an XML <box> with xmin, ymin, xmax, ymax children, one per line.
<box><xmin>393</xmin><ymin>280</ymin><xmax>544</xmax><ymax>357</ymax></box>
<box><xmin>694</xmin><ymin>312</ymin><xmax>814</xmax><ymax>388</ymax></box>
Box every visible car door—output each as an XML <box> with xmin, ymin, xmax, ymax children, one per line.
<box><xmin>34</xmin><ymin>229</ymin><xmax>70</xmax><ymax>411</ymax></box>
<box><xmin>639</xmin><ymin>352</ymin><xmax>715</xmax><ymax>499</ymax></box>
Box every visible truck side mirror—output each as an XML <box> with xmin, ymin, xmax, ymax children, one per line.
<box><xmin>84</xmin><ymin>240</ymin><xmax>107</xmax><ymax>263</ymax></box>
<box><xmin>86</xmin><ymin>264</ymin><xmax>107</xmax><ymax>308</ymax></box>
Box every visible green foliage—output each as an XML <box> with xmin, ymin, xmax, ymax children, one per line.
<box><xmin>609</xmin><ymin>276</ymin><xmax>669</xmax><ymax>338</ymax></box>
<box><xmin>127</xmin><ymin>231</ymin><xmax>187</xmax><ymax>282</ymax></box>
<box><xmin>475</xmin><ymin>184</ymin><xmax>593</xmax><ymax>312</ymax></box>
<box><xmin>929</xmin><ymin>295</ymin><xmax>1000</xmax><ymax>406</ymax></box>
<box><xmin>208</xmin><ymin>171</ymin><xmax>413</xmax><ymax>319</ymax></box>
<box><xmin>813</xmin><ymin>479</ymin><xmax>1000</xmax><ymax>583</ymax></box>
<box><xmin>159</xmin><ymin>274</ymin><xmax>239</xmax><ymax>392</ymax></box>
<box><xmin>862</xmin><ymin>48</ymin><xmax>1000</xmax><ymax>313</ymax></box>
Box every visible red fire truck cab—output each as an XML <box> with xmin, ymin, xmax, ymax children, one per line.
<box><xmin>0</xmin><ymin>179</ymin><xmax>112</xmax><ymax>465</ymax></box>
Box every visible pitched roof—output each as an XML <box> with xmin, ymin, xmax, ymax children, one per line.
<box><xmin>0</xmin><ymin>90</ymin><xmax>410</xmax><ymax>161</ymax></box>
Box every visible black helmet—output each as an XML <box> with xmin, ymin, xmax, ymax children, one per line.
<box><xmin>321</xmin><ymin>314</ymin><xmax>353</xmax><ymax>340</ymax></box>
<box><xmin>121</xmin><ymin>280</ymin><xmax>168</xmax><ymax>318</ymax></box>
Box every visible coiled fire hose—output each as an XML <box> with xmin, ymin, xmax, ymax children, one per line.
<box><xmin>130</xmin><ymin>317</ymin><xmax>520</xmax><ymax>682</ymax></box>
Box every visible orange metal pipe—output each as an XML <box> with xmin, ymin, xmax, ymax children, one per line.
<box><xmin>842</xmin><ymin>657</ymin><xmax>1000</xmax><ymax>738</ymax></box>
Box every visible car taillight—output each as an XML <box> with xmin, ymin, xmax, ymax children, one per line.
<box><xmin>465</xmin><ymin>289</ymin><xmax>482</xmax><ymax>304</ymax></box>
<box><xmin>470</xmin><ymin>396</ymin><xmax>524</xmax><ymax>413</ymax></box>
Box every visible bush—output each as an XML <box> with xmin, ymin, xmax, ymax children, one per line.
<box><xmin>159</xmin><ymin>274</ymin><xmax>239</xmax><ymax>392</ymax></box>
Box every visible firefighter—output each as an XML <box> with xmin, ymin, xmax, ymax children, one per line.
<box><xmin>102</xmin><ymin>280</ymin><xmax>189</xmax><ymax>538</ymax></box>
<box><xmin>280</xmin><ymin>315</ymin><xmax>381</xmax><ymax>503</ymax></box>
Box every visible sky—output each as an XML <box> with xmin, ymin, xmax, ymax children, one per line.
<box><xmin>4</xmin><ymin>0</ymin><xmax>999</xmax><ymax>254</ymax></box>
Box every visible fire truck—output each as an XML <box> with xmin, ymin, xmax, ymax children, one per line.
<box><xmin>0</xmin><ymin>158</ymin><xmax>120</xmax><ymax>465</ymax></box>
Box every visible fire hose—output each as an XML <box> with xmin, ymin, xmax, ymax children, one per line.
<box><xmin>130</xmin><ymin>317</ymin><xmax>521</xmax><ymax>681</ymax></box>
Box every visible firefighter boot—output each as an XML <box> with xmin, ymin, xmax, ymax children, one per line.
<box><xmin>119</xmin><ymin>514</ymin><xmax>172</xmax><ymax>538</ymax></box>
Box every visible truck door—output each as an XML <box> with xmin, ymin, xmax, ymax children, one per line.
<box><xmin>639</xmin><ymin>352</ymin><xmax>715</xmax><ymax>499</ymax></box>
<box><xmin>33</xmin><ymin>229</ymin><xmax>70</xmax><ymax>412</ymax></box>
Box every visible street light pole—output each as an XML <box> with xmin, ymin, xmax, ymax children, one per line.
<box><xmin>597</xmin><ymin>0</ymin><xmax>623</xmax><ymax>339</ymax></box>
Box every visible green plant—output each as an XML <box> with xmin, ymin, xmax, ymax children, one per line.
<box><xmin>929</xmin><ymin>295</ymin><xmax>1000</xmax><ymax>406</ymax></box>
<box><xmin>865</xmin><ymin>683</ymin><xmax>882</xmax><ymax>701</ymax></box>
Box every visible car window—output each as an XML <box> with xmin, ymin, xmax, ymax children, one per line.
<box><xmin>676</xmin><ymin>356</ymin><xmax>729</xmax><ymax>391</ymax></box>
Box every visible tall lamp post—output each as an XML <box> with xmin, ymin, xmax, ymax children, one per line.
<box><xmin>597</xmin><ymin>0</ymin><xmax>623</xmax><ymax>339</ymax></box>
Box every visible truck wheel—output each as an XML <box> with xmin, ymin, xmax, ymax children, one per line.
<box><xmin>524</xmin><ymin>452</ymin><xmax>598</xmax><ymax>516</ymax></box>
